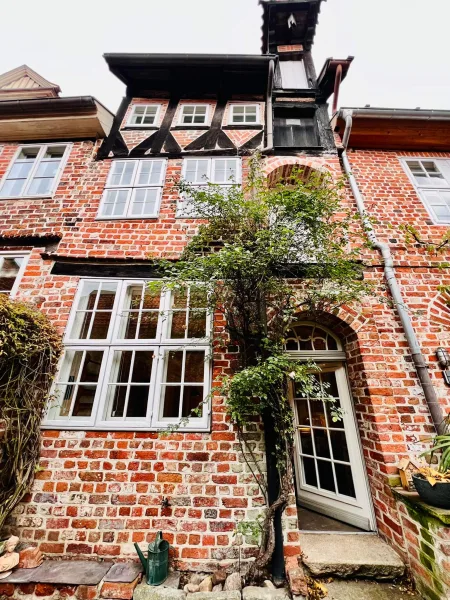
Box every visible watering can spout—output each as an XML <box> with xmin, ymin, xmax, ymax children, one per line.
<box><xmin>134</xmin><ymin>542</ymin><xmax>147</xmax><ymax>571</ymax></box>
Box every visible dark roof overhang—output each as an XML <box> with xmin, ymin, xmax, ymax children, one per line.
<box><xmin>259</xmin><ymin>0</ymin><xmax>325</xmax><ymax>54</ymax></box>
<box><xmin>316</xmin><ymin>57</ymin><xmax>353</xmax><ymax>101</ymax></box>
<box><xmin>103</xmin><ymin>53</ymin><xmax>278</xmax><ymax>96</ymax></box>
<box><xmin>0</xmin><ymin>96</ymin><xmax>114</xmax><ymax>141</ymax></box>
<box><xmin>335</xmin><ymin>107</ymin><xmax>450</xmax><ymax>151</ymax></box>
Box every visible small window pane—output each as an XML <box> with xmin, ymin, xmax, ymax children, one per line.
<box><xmin>166</xmin><ymin>351</ymin><xmax>183</xmax><ymax>382</ymax></box>
<box><xmin>27</xmin><ymin>177</ymin><xmax>54</xmax><ymax>196</ymax></box>
<box><xmin>0</xmin><ymin>256</ymin><xmax>23</xmax><ymax>293</ymax></box>
<box><xmin>101</xmin><ymin>190</ymin><xmax>129</xmax><ymax>217</ymax></box>
<box><xmin>110</xmin><ymin>161</ymin><xmax>135</xmax><ymax>186</ymax></box>
<box><xmin>163</xmin><ymin>386</ymin><xmax>181</xmax><ymax>417</ymax></box>
<box><xmin>184</xmin><ymin>351</ymin><xmax>204</xmax><ymax>383</ymax></box>
<box><xmin>303</xmin><ymin>456</ymin><xmax>317</xmax><ymax>487</ymax></box>
<box><xmin>317</xmin><ymin>460</ymin><xmax>335</xmax><ymax>492</ymax></box>
<box><xmin>71</xmin><ymin>385</ymin><xmax>96</xmax><ymax>417</ymax></box>
<box><xmin>131</xmin><ymin>188</ymin><xmax>159</xmax><ymax>216</ymax></box>
<box><xmin>181</xmin><ymin>386</ymin><xmax>204</xmax><ymax>417</ymax></box>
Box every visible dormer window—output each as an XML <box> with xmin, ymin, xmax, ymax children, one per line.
<box><xmin>127</xmin><ymin>104</ymin><xmax>161</xmax><ymax>127</ymax></box>
<box><xmin>229</xmin><ymin>104</ymin><xmax>259</xmax><ymax>125</ymax></box>
<box><xmin>179</xmin><ymin>104</ymin><xmax>209</xmax><ymax>126</ymax></box>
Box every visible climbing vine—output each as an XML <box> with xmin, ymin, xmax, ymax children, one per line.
<box><xmin>152</xmin><ymin>155</ymin><xmax>372</xmax><ymax>580</ymax></box>
<box><xmin>0</xmin><ymin>295</ymin><xmax>62</xmax><ymax>533</ymax></box>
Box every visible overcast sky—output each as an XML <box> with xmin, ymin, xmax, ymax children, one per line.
<box><xmin>2</xmin><ymin>0</ymin><xmax>449</xmax><ymax>114</ymax></box>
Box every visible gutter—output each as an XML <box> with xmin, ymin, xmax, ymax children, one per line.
<box><xmin>340</xmin><ymin>109</ymin><xmax>445</xmax><ymax>434</ymax></box>
<box><xmin>340</xmin><ymin>107</ymin><xmax>450</xmax><ymax>121</ymax></box>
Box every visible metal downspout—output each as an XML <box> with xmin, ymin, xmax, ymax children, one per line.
<box><xmin>341</xmin><ymin>111</ymin><xmax>445</xmax><ymax>434</ymax></box>
<box><xmin>261</xmin><ymin>58</ymin><xmax>275</xmax><ymax>153</ymax></box>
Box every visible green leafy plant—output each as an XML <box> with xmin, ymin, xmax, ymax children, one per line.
<box><xmin>419</xmin><ymin>415</ymin><xmax>450</xmax><ymax>484</ymax></box>
<box><xmin>151</xmin><ymin>155</ymin><xmax>373</xmax><ymax>580</ymax></box>
<box><xmin>0</xmin><ymin>296</ymin><xmax>62</xmax><ymax>533</ymax></box>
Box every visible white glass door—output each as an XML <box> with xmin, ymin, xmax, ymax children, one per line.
<box><xmin>292</xmin><ymin>364</ymin><xmax>375</xmax><ymax>531</ymax></box>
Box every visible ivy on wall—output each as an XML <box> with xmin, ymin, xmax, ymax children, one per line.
<box><xmin>0</xmin><ymin>296</ymin><xmax>62</xmax><ymax>533</ymax></box>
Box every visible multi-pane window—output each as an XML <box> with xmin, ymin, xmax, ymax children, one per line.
<box><xmin>179</xmin><ymin>104</ymin><xmax>208</xmax><ymax>125</ymax></box>
<box><xmin>404</xmin><ymin>159</ymin><xmax>450</xmax><ymax>223</ymax></box>
<box><xmin>178</xmin><ymin>157</ymin><xmax>241</xmax><ymax>216</ymax></box>
<box><xmin>0</xmin><ymin>253</ymin><xmax>28</xmax><ymax>295</ymax></box>
<box><xmin>0</xmin><ymin>144</ymin><xmax>70</xmax><ymax>198</ymax></box>
<box><xmin>229</xmin><ymin>104</ymin><xmax>259</xmax><ymax>125</ymax></box>
<box><xmin>98</xmin><ymin>159</ymin><xmax>166</xmax><ymax>219</ymax></box>
<box><xmin>45</xmin><ymin>280</ymin><xmax>211</xmax><ymax>430</ymax></box>
<box><xmin>127</xmin><ymin>104</ymin><xmax>161</xmax><ymax>127</ymax></box>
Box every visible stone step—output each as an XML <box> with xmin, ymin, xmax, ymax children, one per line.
<box><xmin>301</xmin><ymin>534</ymin><xmax>405</xmax><ymax>580</ymax></box>
<box><xmin>321</xmin><ymin>580</ymin><xmax>421</xmax><ymax>599</ymax></box>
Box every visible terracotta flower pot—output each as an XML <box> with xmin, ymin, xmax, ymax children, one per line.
<box><xmin>413</xmin><ymin>473</ymin><xmax>450</xmax><ymax>509</ymax></box>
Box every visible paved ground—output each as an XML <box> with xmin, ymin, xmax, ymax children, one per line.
<box><xmin>323</xmin><ymin>580</ymin><xmax>422</xmax><ymax>599</ymax></box>
<box><xmin>298</xmin><ymin>507</ymin><xmax>362</xmax><ymax>533</ymax></box>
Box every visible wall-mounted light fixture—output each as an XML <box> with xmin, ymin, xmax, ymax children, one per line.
<box><xmin>436</xmin><ymin>347</ymin><xmax>450</xmax><ymax>385</ymax></box>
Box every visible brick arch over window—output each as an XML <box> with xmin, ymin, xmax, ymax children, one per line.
<box><xmin>428</xmin><ymin>291</ymin><xmax>450</xmax><ymax>329</ymax></box>
<box><xmin>263</xmin><ymin>156</ymin><xmax>339</xmax><ymax>188</ymax></box>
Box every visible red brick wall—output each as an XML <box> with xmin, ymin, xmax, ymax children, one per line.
<box><xmin>3</xmin><ymin>123</ymin><xmax>450</xmax><ymax>578</ymax></box>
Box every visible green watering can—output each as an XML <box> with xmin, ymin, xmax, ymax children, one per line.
<box><xmin>134</xmin><ymin>531</ymin><xmax>169</xmax><ymax>586</ymax></box>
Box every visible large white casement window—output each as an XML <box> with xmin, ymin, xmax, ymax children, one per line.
<box><xmin>0</xmin><ymin>144</ymin><xmax>70</xmax><ymax>198</ymax></box>
<box><xmin>229</xmin><ymin>104</ymin><xmax>259</xmax><ymax>125</ymax></box>
<box><xmin>0</xmin><ymin>252</ymin><xmax>28</xmax><ymax>295</ymax></box>
<box><xmin>127</xmin><ymin>104</ymin><xmax>161</xmax><ymax>127</ymax></box>
<box><xmin>403</xmin><ymin>159</ymin><xmax>450</xmax><ymax>224</ymax></box>
<box><xmin>98</xmin><ymin>159</ymin><xmax>167</xmax><ymax>219</ymax></box>
<box><xmin>45</xmin><ymin>280</ymin><xmax>211</xmax><ymax>430</ymax></box>
<box><xmin>179</xmin><ymin>104</ymin><xmax>209</xmax><ymax>125</ymax></box>
<box><xmin>178</xmin><ymin>157</ymin><xmax>241</xmax><ymax>216</ymax></box>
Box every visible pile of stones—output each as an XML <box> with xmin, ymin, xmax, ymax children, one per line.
<box><xmin>133</xmin><ymin>570</ymin><xmax>291</xmax><ymax>600</ymax></box>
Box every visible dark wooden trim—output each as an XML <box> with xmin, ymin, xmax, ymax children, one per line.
<box><xmin>111</xmin><ymin>132</ymin><xmax>130</xmax><ymax>157</ymax></box>
<box><xmin>163</xmin><ymin>132</ymin><xmax>182</xmax><ymax>154</ymax></box>
<box><xmin>0</xmin><ymin>235</ymin><xmax>61</xmax><ymax>250</ymax></box>
<box><xmin>121</xmin><ymin>126</ymin><xmax>159</xmax><ymax>132</ymax></box>
<box><xmin>222</xmin><ymin>124</ymin><xmax>263</xmax><ymax>130</ymax></box>
<box><xmin>128</xmin><ymin>132</ymin><xmax>157</xmax><ymax>158</ymax></box>
<box><xmin>97</xmin><ymin>96</ymin><xmax>131</xmax><ymax>160</ymax></box>
<box><xmin>171</xmin><ymin>126</ymin><xmax>210</xmax><ymax>131</ymax></box>
<box><xmin>150</xmin><ymin>96</ymin><xmax>180</xmax><ymax>154</ymax></box>
<box><xmin>241</xmin><ymin>131</ymin><xmax>264</xmax><ymax>150</ymax></box>
<box><xmin>51</xmin><ymin>262</ymin><xmax>165</xmax><ymax>278</ymax></box>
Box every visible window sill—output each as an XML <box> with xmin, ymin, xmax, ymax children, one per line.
<box><xmin>41</xmin><ymin>423</ymin><xmax>211</xmax><ymax>433</ymax></box>
<box><xmin>392</xmin><ymin>487</ymin><xmax>450</xmax><ymax>526</ymax></box>
<box><xmin>0</xmin><ymin>195</ymin><xmax>53</xmax><ymax>201</ymax></box>
<box><xmin>172</xmin><ymin>125</ymin><xmax>210</xmax><ymax>130</ymax></box>
<box><xmin>223</xmin><ymin>124</ymin><xmax>263</xmax><ymax>130</ymax></box>
<box><xmin>95</xmin><ymin>216</ymin><xmax>160</xmax><ymax>221</ymax></box>
<box><xmin>122</xmin><ymin>126</ymin><xmax>159</xmax><ymax>131</ymax></box>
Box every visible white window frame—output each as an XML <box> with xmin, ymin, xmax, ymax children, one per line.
<box><xmin>0</xmin><ymin>251</ymin><xmax>29</xmax><ymax>297</ymax></box>
<box><xmin>400</xmin><ymin>157</ymin><xmax>450</xmax><ymax>224</ymax></box>
<box><xmin>177</xmin><ymin>157</ymin><xmax>242</xmax><ymax>217</ymax></box>
<box><xmin>127</xmin><ymin>104</ymin><xmax>161</xmax><ymax>128</ymax></box>
<box><xmin>97</xmin><ymin>159</ymin><xmax>167</xmax><ymax>220</ymax></box>
<box><xmin>0</xmin><ymin>143</ymin><xmax>71</xmax><ymax>199</ymax></box>
<box><xmin>178</xmin><ymin>104</ymin><xmax>210</xmax><ymax>126</ymax></box>
<box><xmin>44</xmin><ymin>279</ymin><xmax>212</xmax><ymax>431</ymax></box>
<box><xmin>229</xmin><ymin>104</ymin><xmax>260</xmax><ymax>125</ymax></box>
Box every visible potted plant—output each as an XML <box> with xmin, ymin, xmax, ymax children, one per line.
<box><xmin>413</xmin><ymin>422</ymin><xmax>450</xmax><ymax>509</ymax></box>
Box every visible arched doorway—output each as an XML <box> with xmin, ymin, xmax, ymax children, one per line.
<box><xmin>286</xmin><ymin>322</ymin><xmax>376</xmax><ymax>531</ymax></box>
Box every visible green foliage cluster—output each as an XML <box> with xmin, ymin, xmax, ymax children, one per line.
<box><xmin>152</xmin><ymin>155</ymin><xmax>372</xmax><ymax>579</ymax></box>
<box><xmin>0</xmin><ymin>295</ymin><xmax>62</xmax><ymax>533</ymax></box>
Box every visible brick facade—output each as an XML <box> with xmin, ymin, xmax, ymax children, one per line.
<box><xmin>2</xmin><ymin>19</ymin><xmax>450</xmax><ymax>597</ymax></box>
